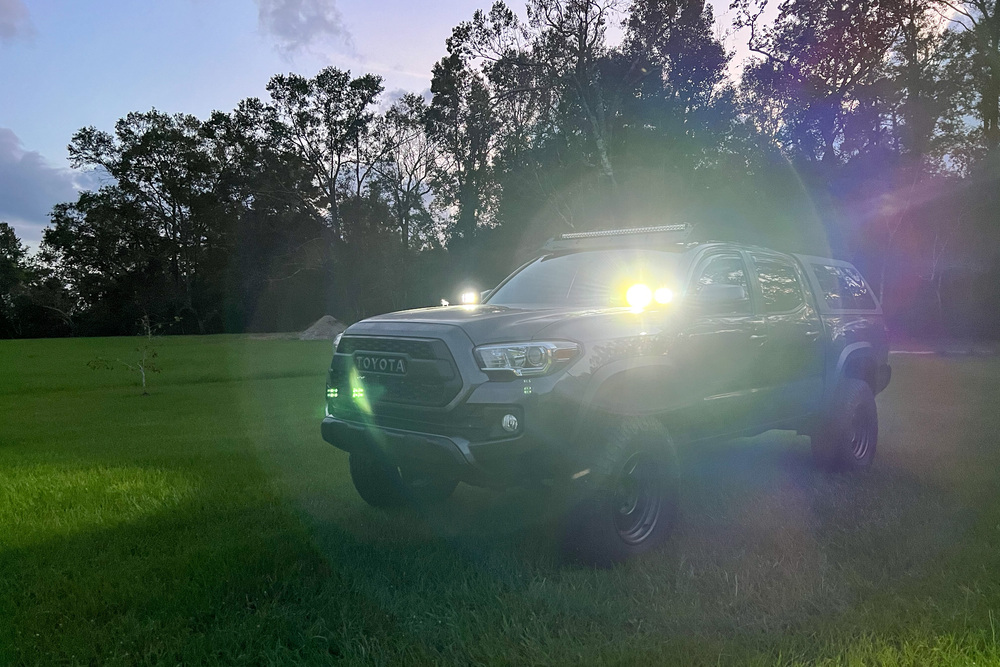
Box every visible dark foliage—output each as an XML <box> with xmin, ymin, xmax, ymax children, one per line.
<box><xmin>3</xmin><ymin>0</ymin><xmax>999</xmax><ymax>339</ymax></box>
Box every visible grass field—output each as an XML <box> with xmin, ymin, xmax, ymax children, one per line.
<box><xmin>2</xmin><ymin>336</ymin><xmax>1000</xmax><ymax>665</ymax></box>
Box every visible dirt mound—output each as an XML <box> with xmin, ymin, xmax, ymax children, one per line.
<box><xmin>299</xmin><ymin>315</ymin><xmax>346</xmax><ymax>341</ymax></box>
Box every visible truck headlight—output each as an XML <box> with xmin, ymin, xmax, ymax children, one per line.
<box><xmin>474</xmin><ymin>341</ymin><xmax>580</xmax><ymax>377</ymax></box>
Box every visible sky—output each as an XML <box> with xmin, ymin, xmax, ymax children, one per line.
<box><xmin>0</xmin><ymin>0</ymin><xmax>750</xmax><ymax>249</ymax></box>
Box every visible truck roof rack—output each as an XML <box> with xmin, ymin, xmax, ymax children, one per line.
<box><xmin>542</xmin><ymin>224</ymin><xmax>693</xmax><ymax>252</ymax></box>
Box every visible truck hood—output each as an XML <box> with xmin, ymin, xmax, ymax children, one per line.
<box><xmin>352</xmin><ymin>304</ymin><xmax>674</xmax><ymax>345</ymax></box>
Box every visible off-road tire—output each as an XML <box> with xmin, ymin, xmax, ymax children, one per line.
<box><xmin>349</xmin><ymin>450</ymin><xmax>407</xmax><ymax>508</ymax></box>
<box><xmin>349</xmin><ymin>451</ymin><xmax>459</xmax><ymax>508</ymax></box>
<box><xmin>812</xmin><ymin>378</ymin><xmax>878</xmax><ymax>472</ymax></box>
<box><xmin>562</xmin><ymin>417</ymin><xmax>679</xmax><ymax>566</ymax></box>
<box><xmin>400</xmin><ymin>469</ymin><xmax>459</xmax><ymax>503</ymax></box>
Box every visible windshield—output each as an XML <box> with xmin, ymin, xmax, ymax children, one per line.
<box><xmin>486</xmin><ymin>249</ymin><xmax>686</xmax><ymax>308</ymax></box>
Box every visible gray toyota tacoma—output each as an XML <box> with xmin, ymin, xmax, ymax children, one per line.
<box><xmin>321</xmin><ymin>225</ymin><xmax>891</xmax><ymax>564</ymax></box>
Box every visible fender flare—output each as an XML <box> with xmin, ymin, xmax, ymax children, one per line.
<box><xmin>569</xmin><ymin>356</ymin><xmax>679</xmax><ymax>443</ymax></box>
<box><xmin>835</xmin><ymin>342</ymin><xmax>878</xmax><ymax>389</ymax></box>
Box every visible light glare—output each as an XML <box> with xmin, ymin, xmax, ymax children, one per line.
<box><xmin>626</xmin><ymin>283</ymin><xmax>652</xmax><ymax>308</ymax></box>
<box><xmin>654</xmin><ymin>287</ymin><xmax>674</xmax><ymax>304</ymax></box>
<box><xmin>461</xmin><ymin>291</ymin><xmax>478</xmax><ymax>304</ymax></box>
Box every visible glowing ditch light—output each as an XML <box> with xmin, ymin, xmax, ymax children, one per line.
<box><xmin>461</xmin><ymin>290</ymin><xmax>478</xmax><ymax>304</ymax></box>
<box><xmin>626</xmin><ymin>284</ymin><xmax>653</xmax><ymax>308</ymax></box>
<box><xmin>626</xmin><ymin>284</ymin><xmax>674</xmax><ymax>308</ymax></box>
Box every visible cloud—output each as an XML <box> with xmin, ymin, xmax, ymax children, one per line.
<box><xmin>0</xmin><ymin>128</ymin><xmax>100</xmax><ymax>247</ymax></box>
<box><xmin>381</xmin><ymin>88</ymin><xmax>410</xmax><ymax>109</ymax></box>
<box><xmin>0</xmin><ymin>0</ymin><xmax>33</xmax><ymax>44</ymax></box>
<box><xmin>379</xmin><ymin>88</ymin><xmax>433</xmax><ymax>112</ymax></box>
<box><xmin>255</xmin><ymin>0</ymin><xmax>353</xmax><ymax>56</ymax></box>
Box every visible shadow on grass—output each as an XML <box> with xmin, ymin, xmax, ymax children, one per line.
<box><xmin>298</xmin><ymin>429</ymin><xmax>970</xmax><ymax>586</ymax></box>
<box><xmin>276</xmin><ymin>429</ymin><xmax>982</xmax><ymax>646</ymax></box>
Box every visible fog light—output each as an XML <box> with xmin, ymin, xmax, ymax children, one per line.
<box><xmin>501</xmin><ymin>414</ymin><xmax>519</xmax><ymax>433</ymax></box>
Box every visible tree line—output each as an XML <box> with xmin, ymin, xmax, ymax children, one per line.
<box><xmin>2</xmin><ymin>0</ymin><xmax>999</xmax><ymax>339</ymax></box>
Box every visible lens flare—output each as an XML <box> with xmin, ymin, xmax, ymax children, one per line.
<box><xmin>348</xmin><ymin>368</ymin><xmax>372</xmax><ymax>415</ymax></box>
<box><xmin>654</xmin><ymin>287</ymin><xmax>674</xmax><ymax>304</ymax></box>
<box><xmin>626</xmin><ymin>284</ymin><xmax>653</xmax><ymax>309</ymax></box>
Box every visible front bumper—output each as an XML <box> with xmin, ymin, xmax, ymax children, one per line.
<box><xmin>322</xmin><ymin>325</ymin><xmax>587</xmax><ymax>486</ymax></box>
<box><xmin>321</xmin><ymin>414</ymin><xmax>550</xmax><ymax>487</ymax></box>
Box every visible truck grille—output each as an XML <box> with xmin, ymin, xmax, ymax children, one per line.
<box><xmin>337</xmin><ymin>337</ymin><xmax>436</xmax><ymax>360</ymax></box>
<box><xmin>331</xmin><ymin>335</ymin><xmax>462</xmax><ymax>408</ymax></box>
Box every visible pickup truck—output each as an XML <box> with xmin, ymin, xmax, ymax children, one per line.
<box><xmin>321</xmin><ymin>225</ymin><xmax>891</xmax><ymax>564</ymax></box>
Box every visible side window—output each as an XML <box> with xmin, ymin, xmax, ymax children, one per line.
<box><xmin>754</xmin><ymin>257</ymin><xmax>804</xmax><ymax>313</ymax></box>
<box><xmin>812</xmin><ymin>264</ymin><xmax>876</xmax><ymax>310</ymax></box>
<box><xmin>691</xmin><ymin>254</ymin><xmax>751</xmax><ymax>314</ymax></box>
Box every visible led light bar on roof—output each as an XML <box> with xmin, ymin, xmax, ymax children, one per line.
<box><xmin>559</xmin><ymin>224</ymin><xmax>688</xmax><ymax>240</ymax></box>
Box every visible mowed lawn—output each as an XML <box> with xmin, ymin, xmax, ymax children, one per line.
<box><xmin>2</xmin><ymin>336</ymin><xmax>1000</xmax><ymax>666</ymax></box>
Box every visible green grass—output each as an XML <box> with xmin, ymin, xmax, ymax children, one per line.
<box><xmin>2</xmin><ymin>336</ymin><xmax>1000</xmax><ymax>665</ymax></box>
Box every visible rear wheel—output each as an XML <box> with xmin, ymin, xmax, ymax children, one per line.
<box><xmin>812</xmin><ymin>378</ymin><xmax>878</xmax><ymax>472</ymax></box>
<box><xmin>562</xmin><ymin>418</ymin><xmax>678</xmax><ymax>566</ymax></box>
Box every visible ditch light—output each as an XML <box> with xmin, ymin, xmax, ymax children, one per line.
<box><xmin>626</xmin><ymin>284</ymin><xmax>674</xmax><ymax>309</ymax></box>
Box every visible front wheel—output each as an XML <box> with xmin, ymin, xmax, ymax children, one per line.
<box><xmin>349</xmin><ymin>450</ymin><xmax>406</xmax><ymax>508</ymax></box>
<box><xmin>400</xmin><ymin>468</ymin><xmax>459</xmax><ymax>503</ymax></box>
<box><xmin>811</xmin><ymin>378</ymin><xmax>878</xmax><ymax>472</ymax></box>
<box><xmin>349</xmin><ymin>451</ymin><xmax>459</xmax><ymax>508</ymax></box>
<box><xmin>562</xmin><ymin>418</ymin><xmax>679</xmax><ymax>566</ymax></box>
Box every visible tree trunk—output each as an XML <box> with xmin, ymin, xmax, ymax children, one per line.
<box><xmin>573</xmin><ymin>74</ymin><xmax>618</xmax><ymax>188</ymax></box>
<box><xmin>981</xmin><ymin>19</ymin><xmax>1000</xmax><ymax>152</ymax></box>
<box><xmin>328</xmin><ymin>191</ymin><xmax>341</xmax><ymax>241</ymax></box>
<box><xmin>984</xmin><ymin>73</ymin><xmax>999</xmax><ymax>152</ymax></box>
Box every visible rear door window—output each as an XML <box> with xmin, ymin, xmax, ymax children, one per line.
<box><xmin>753</xmin><ymin>257</ymin><xmax>805</xmax><ymax>313</ymax></box>
<box><xmin>811</xmin><ymin>264</ymin><xmax>876</xmax><ymax>311</ymax></box>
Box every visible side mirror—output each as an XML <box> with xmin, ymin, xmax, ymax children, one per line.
<box><xmin>690</xmin><ymin>283</ymin><xmax>749</xmax><ymax>312</ymax></box>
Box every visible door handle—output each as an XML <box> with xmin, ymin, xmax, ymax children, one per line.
<box><xmin>805</xmin><ymin>330</ymin><xmax>821</xmax><ymax>338</ymax></box>
<box><xmin>750</xmin><ymin>334</ymin><xmax>767</xmax><ymax>341</ymax></box>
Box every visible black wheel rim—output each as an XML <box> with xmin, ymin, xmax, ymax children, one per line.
<box><xmin>612</xmin><ymin>452</ymin><xmax>663</xmax><ymax>545</ymax></box>
<box><xmin>850</xmin><ymin>406</ymin><xmax>875</xmax><ymax>460</ymax></box>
